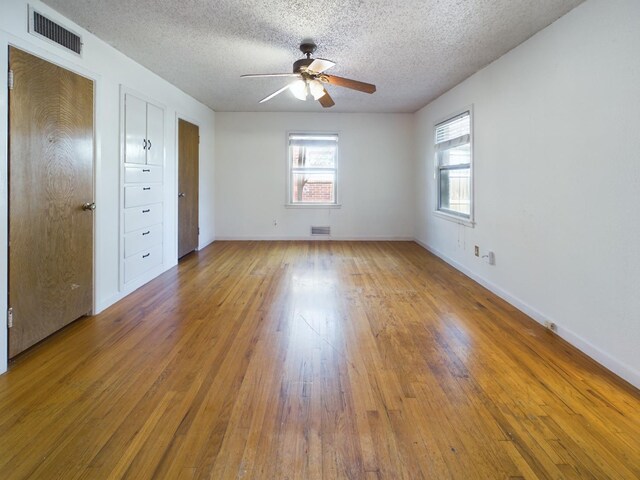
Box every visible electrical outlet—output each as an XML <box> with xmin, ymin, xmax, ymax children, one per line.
<box><xmin>474</xmin><ymin>245</ymin><xmax>479</xmax><ymax>257</ymax></box>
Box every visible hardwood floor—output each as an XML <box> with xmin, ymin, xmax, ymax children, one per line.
<box><xmin>0</xmin><ymin>241</ymin><xmax>638</xmax><ymax>479</ymax></box>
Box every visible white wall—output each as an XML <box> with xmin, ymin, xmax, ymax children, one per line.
<box><xmin>414</xmin><ymin>0</ymin><xmax>640</xmax><ymax>387</ymax></box>
<box><xmin>0</xmin><ymin>0</ymin><xmax>216</xmax><ymax>373</ymax></box>
<box><xmin>215</xmin><ymin>112</ymin><xmax>415</xmax><ymax>240</ymax></box>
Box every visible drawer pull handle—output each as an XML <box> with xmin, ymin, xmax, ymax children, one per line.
<box><xmin>142</xmin><ymin>253</ymin><xmax>150</xmax><ymax>259</ymax></box>
<box><xmin>148</xmin><ymin>140</ymin><xmax>152</xmax><ymax>150</ymax></box>
<box><xmin>143</xmin><ymin>139</ymin><xmax>147</xmax><ymax>150</ymax></box>
<box><xmin>143</xmin><ymin>187</ymin><xmax>151</xmax><ymax>191</ymax></box>
<box><xmin>142</xmin><ymin>231</ymin><xmax>150</xmax><ymax>236</ymax></box>
<box><xmin>142</xmin><ymin>209</ymin><xmax>150</xmax><ymax>213</ymax></box>
<box><xmin>142</xmin><ymin>169</ymin><xmax>150</xmax><ymax>172</ymax></box>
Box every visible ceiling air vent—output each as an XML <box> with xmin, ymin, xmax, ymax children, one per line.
<box><xmin>311</xmin><ymin>226</ymin><xmax>331</xmax><ymax>236</ymax></box>
<box><xmin>28</xmin><ymin>7</ymin><xmax>82</xmax><ymax>56</ymax></box>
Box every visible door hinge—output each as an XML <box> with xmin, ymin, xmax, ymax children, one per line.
<box><xmin>8</xmin><ymin>70</ymin><xmax>14</xmax><ymax>90</ymax></box>
<box><xmin>198</xmin><ymin>227</ymin><xmax>200</xmax><ymax>235</ymax></box>
<box><xmin>7</xmin><ymin>307</ymin><xmax>13</xmax><ymax>328</ymax></box>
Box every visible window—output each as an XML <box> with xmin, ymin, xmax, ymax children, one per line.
<box><xmin>288</xmin><ymin>133</ymin><xmax>338</xmax><ymax>205</ymax></box>
<box><xmin>435</xmin><ymin>110</ymin><xmax>472</xmax><ymax>221</ymax></box>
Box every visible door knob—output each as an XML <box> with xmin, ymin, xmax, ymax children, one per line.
<box><xmin>178</xmin><ymin>192</ymin><xmax>186</xmax><ymax>198</ymax></box>
<box><xmin>82</xmin><ymin>202</ymin><xmax>96</xmax><ymax>211</ymax></box>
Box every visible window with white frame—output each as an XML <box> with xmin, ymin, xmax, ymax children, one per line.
<box><xmin>288</xmin><ymin>133</ymin><xmax>338</xmax><ymax>205</ymax></box>
<box><xmin>435</xmin><ymin>110</ymin><xmax>472</xmax><ymax>220</ymax></box>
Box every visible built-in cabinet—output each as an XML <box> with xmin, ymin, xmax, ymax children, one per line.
<box><xmin>121</xmin><ymin>92</ymin><xmax>165</xmax><ymax>287</ymax></box>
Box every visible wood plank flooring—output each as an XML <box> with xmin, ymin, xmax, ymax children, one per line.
<box><xmin>0</xmin><ymin>241</ymin><xmax>638</xmax><ymax>479</ymax></box>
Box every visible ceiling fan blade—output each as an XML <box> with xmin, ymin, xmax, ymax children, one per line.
<box><xmin>318</xmin><ymin>89</ymin><xmax>335</xmax><ymax>108</ymax></box>
<box><xmin>241</xmin><ymin>73</ymin><xmax>301</xmax><ymax>78</ymax></box>
<box><xmin>307</xmin><ymin>58</ymin><xmax>335</xmax><ymax>73</ymax></box>
<box><xmin>259</xmin><ymin>84</ymin><xmax>291</xmax><ymax>103</ymax></box>
<box><xmin>324</xmin><ymin>75</ymin><xmax>376</xmax><ymax>94</ymax></box>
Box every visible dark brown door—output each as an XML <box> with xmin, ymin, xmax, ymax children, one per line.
<box><xmin>8</xmin><ymin>47</ymin><xmax>94</xmax><ymax>358</ymax></box>
<box><xmin>178</xmin><ymin>119</ymin><xmax>199</xmax><ymax>258</ymax></box>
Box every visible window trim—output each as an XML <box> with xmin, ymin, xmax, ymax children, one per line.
<box><xmin>285</xmin><ymin>131</ymin><xmax>341</xmax><ymax>207</ymax></box>
<box><xmin>433</xmin><ymin>106</ymin><xmax>475</xmax><ymax>227</ymax></box>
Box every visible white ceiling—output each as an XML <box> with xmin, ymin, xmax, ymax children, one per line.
<box><xmin>43</xmin><ymin>0</ymin><xmax>583</xmax><ymax>113</ymax></box>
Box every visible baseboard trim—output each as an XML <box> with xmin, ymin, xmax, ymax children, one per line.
<box><xmin>414</xmin><ymin>239</ymin><xmax>640</xmax><ymax>389</ymax></box>
<box><xmin>198</xmin><ymin>236</ymin><xmax>215</xmax><ymax>251</ymax></box>
<box><xmin>214</xmin><ymin>235</ymin><xmax>415</xmax><ymax>241</ymax></box>
<box><xmin>95</xmin><ymin>262</ymin><xmax>174</xmax><ymax>314</ymax></box>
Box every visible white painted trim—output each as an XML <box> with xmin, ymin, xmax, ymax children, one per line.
<box><xmin>284</xmin><ymin>204</ymin><xmax>342</xmax><ymax>209</ymax></box>
<box><xmin>0</xmin><ymin>34</ymin><xmax>8</xmax><ymax>375</ymax></box>
<box><xmin>433</xmin><ymin>210</ymin><xmax>475</xmax><ymax>227</ymax></box>
<box><xmin>197</xmin><ymin>237</ymin><xmax>215</xmax><ymax>251</ymax></box>
<box><xmin>214</xmin><ymin>236</ymin><xmax>415</xmax><ymax>241</ymax></box>
<box><xmin>414</xmin><ymin>239</ymin><xmax>640</xmax><ymax>389</ymax></box>
<box><xmin>95</xmin><ymin>263</ymin><xmax>167</xmax><ymax>313</ymax></box>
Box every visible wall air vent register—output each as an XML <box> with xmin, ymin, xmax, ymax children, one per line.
<box><xmin>28</xmin><ymin>6</ymin><xmax>83</xmax><ymax>56</ymax></box>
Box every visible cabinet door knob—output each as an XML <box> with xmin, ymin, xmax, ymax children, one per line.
<box><xmin>82</xmin><ymin>202</ymin><xmax>96</xmax><ymax>211</ymax></box>
<box><xmin>178</xmin><ymin>192</ymin><xmax>186</xmax><ymax>198</ymax></box>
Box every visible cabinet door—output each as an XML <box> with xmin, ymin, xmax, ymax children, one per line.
<box><xmin>146</xmin><ymin>103</ymin><xmax>164</xmax><ymax>165</ymax></box>
<box><xmin>124</xmin><ymin>94</ymin><xmax>147</xmax><ymax>165</ymax></box>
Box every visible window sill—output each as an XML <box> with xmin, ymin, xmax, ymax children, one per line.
<box><xmin>433</xmin><ymin>210</ymin><xmax>475</xmax><ymax>227</ymax></box>
<box><xmin>285</xmin><ymin>204</ymin><xmax>342</xmax><ymax>209</ymax></box>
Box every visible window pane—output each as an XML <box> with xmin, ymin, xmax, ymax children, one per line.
<box><xmin>291</xmin><ymin>145</ymin><xmax>336</xmax><ymax>168</ymax></box>
<box><xmin>438</xmin><ymin>143</ymin><xmax>470</xmax><ymax>167</ymax></box>
<box><xmin>291</xmin><ymin>172</ymin><xmax>335</xmax><ymax>203</ymax></box>
<box><xmin>439</xmin><ymin>168</ymin><xmax>471</xmax><ymax>216</ymax></box>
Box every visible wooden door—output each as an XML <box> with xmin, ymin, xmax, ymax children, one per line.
<box><xmin>146</xmin><ymin>103</ymin><xmax>164</xmax><ymax>166</ymax></box>
<box><xmin>8</xmin><ymin>48</ymin><xmax>94</xmax><ymax>358</ymax></box>
<box><xmin>177</xmin><ymin>119</ymin><xmax>199</xmax><ymax>258</ymax></box>
<box><xmin>124</xmin><ymin>94</ymin><xmax>147</xmax><ymax>164</ymax></box>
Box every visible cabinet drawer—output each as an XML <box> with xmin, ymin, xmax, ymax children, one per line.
<box><xmin>124</xmin><ymin>204</ymin><xmax>163</xmax><ymax>233</ymax></box>
<box><xmin>124</xmin><ymin>244</ymin><xmax>162</xmax><ymax>284</ymax></box>
<box><xmin>124</xmin><ymin>224</ymin><xmax>162</xmax><ymax>257</ymax></box>
<box><xmin>124</xmin><ymin>184</ymin><xmax>162</xmax><ymax>208</ymax></box>
<box><xmin>124</xmin><ymin>165</ymin><xmax>162</xmax><ymax>183</ymax></box>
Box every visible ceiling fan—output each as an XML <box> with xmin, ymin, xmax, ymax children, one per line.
<box><xmin>241</xmin><ymin>41</ymin><xmax>376</xmax><ymax>108</ymax></box>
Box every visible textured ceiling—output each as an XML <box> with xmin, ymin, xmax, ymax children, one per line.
<box><xmin>43</xmin><ymin>0</ymin><xmax>583</xmax><ymax>113</ymax></box>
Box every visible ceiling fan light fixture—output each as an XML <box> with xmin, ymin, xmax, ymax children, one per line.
<box><xmin>289</xmin><ymin>79</ymin><xmax>308</xmax><ymax>100</ymax></box>
<box><xmin>309</xmin><ymin>79</ymin><xmax>325</xmax><ymax>100</ymax></box>
<box><xmin>243</xmin><ymin>41</ymin><xmax>376</xmax><ymax>107</ymax></box>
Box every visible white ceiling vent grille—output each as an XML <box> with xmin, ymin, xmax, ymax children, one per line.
<box><xmin>311</xmin><ymin>226</ymin><xmax>331</xmax><ymax>236</ymax></box>
<box><xmin>28</xmin><ymin>7</ymin><xmax>82</xmax><ymax>56</ymax></box>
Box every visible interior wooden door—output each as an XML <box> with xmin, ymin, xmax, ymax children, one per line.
<box><xmin>8</xmin><ymin>47</ymin><xmax>94</xmax><ymax>358</ymax></box>
<box><xmin>178</xmin><ymin>119</ymin><xmax>199</xmax><ymax>258</ymax></box>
